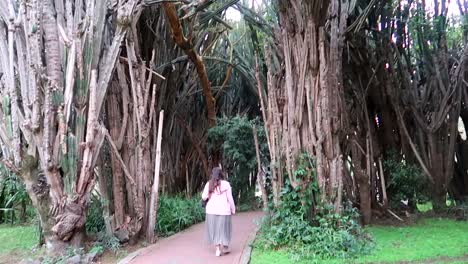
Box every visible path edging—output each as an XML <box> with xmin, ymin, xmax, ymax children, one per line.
<box><xmin>238</xmin><ymin>216</ymin><xmax>263</xmax><ymax>264</ymax></box>
<box><xmin>116</xmin><ymin>251</ymin><xmax>139</xmax><ymax>264</ymax></box>
<box><xmin>116</xmin><ymin>222</ymin><xmax>202</xmax><ymax>264</ymax></box>
<box><xmin>117</xmin><ymin>212</ymin><xmax>264</xmax><ymax>264</ymax></box>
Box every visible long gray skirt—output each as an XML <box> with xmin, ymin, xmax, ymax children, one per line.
<box><xmin>205</xmin><ymin>214</ymin><xmax>232</xmax><ymax>246</ymax></box>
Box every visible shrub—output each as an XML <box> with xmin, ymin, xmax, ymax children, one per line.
<box><xmin>96</xmin><ymin>232</ymin><xmax>121</xmax><ymax>252</ymax></box>
<box><xmin>156</xmin><ymin>194</ymin><xmax>205</xmax><ymax>237</ymax></box>
<box><xmin>384</xmin><ymin>151</ymin><xmax>430</xmax><ymax>208</ymax></box>
<box><xmin>86</xmin><ymin>194</ymin><xmax>204</xmax><ymax>239</ymax></box>
<box><xmin>256</xmin><ymin>181</ymin><xmax>373</xmax><ymax>262</ymax></box>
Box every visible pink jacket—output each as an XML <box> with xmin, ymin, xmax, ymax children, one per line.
<box><xmin>202</xmin><ymin>180</ymin><xmax>236</xmax><ymax>215</ymax></box>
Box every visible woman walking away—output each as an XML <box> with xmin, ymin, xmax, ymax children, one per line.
<box><xmin>202</xmin><ymin>167</ymin><xmax>236</xmax><ymax>257</ymax></box>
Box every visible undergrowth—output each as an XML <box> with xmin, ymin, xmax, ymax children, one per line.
<box><xmin>85</xmin><ymin>194</ymin><xmax>105</xmax><ymax>234</ymax></box>
<box><xmin>255</xmin><ymin>181</ymin><xmax>373</xmax><ymax>263</ymax></box>
<box><xmin>156</xmin><ymin>194</ymin><xmax>205</xmax><ymax>237</ymax></box>
<box><xmin>384</xmin><ymin>151</ymin><xmax>429</xmax><ymax>209</ymax></box>
<box><xmin>86</xmin><ymin>194</ymin><xmax>204</xmax><ymax>240</ymax></box>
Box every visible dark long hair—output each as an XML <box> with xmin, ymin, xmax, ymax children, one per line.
<box><xmin>208</xmin><ymin>167</ymin><xmax>224</xmax><ymax>194</ymax></box>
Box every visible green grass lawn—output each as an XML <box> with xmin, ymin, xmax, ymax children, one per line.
<box><xmin>251</xmin><ymin>218</ymin><xmax>468</xmax><ymax>264</ymax></box>
<box><xmin>0</xmin><ymin>224</ymin><xmax>37</xmax><ymax>254</ymax></box>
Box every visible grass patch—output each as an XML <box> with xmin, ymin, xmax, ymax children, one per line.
<box><xmin>0</xmin><ymin>224</ymin><xmax>39</xmax><ymax>263</ymax></box>
<box><xmin>359</xmin><ymin>218</ymin><xmax>468</xmax><ymax>263</ymax></box>
<box><xmin>251</xmin><ymin>218</ymin><xmax>468</xmax><ymax>264</ymax></box>
<box><xmin>0</xmin><ymin>224</ymin><xmax>37</xmax><ymax>254</ymax></box>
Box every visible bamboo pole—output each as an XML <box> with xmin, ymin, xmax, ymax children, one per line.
<box><xmin>147</xmin><ymin>110</ymin><xmax>164</xmax><ymax>243</ymax></box>
<box><xmin>185</xmin><ymin>162</ymin><xmax>190</xmax><ymax>198</ymax></box>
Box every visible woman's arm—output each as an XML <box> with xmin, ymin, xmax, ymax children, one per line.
<box><xmin>202</xmin><ymin>182</ymin><xmax>209</xmax><ymax>200</ymax></box>
<box><xmin>227</xmin><ymin>182</ymin><xmax>236</xmax><ymax>214</ymax></box>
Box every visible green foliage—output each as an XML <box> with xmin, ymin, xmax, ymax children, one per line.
<box><xmin>417</xmin><ymin>202</ymin><xmax>433</xmax><ymax>212</ymax></box>
<box><xmin>85</xmin><ymin>193</ymin><xmax>204</xmax><ymax>239</ymax></box>
<box><xmin>89</xmin><ymin>244</ymin><xmax>105</xmax><ymax>255</ymax></box>
<box><xmin>96</xmin><ymin>232</ymin><xmax>121</xmax><ymax>253</ymax></box>
<box><xmin>208</xmin><ymin>116</ymin><xmax>268</xmax><ymax>205</ymax></box>
<box><xmin>293</xmin><ymin>152</ymin><xmax>316</xmax><ymax>184</ymax></box>
<box><xmin>208</xmin><ymin>116</ymin><xmax>258</xmax><ymax>167</ymax></box>
<box><xmin>256</xmin><ymin>181</ymin><xmax>373</xmax><ymax>262</ymax></box>
<box><xmin>384</xmin><ymin>151</ymin><xmax>429</xmax><ymax>207</ymax></box>
<box><xmin>85</xmin><ymin>194</ymin><xmax>106</xmax><ymax>234</ymax></box>
<box><xmin>0</xmin><ymin>166</ymin><xmax>34</xmax><ymax>224</ymax></box>
<box><xmin>447</xmin><ymin>16</ymin><xmax>464</xmax><ymax>50</ymax></box>
<box><xmin>156</xmin><ymin>194</ymin><xmax>205</xmax><ymax>237</ymax></box>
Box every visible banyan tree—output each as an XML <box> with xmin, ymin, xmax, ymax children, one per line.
<box><xmin>1</xmin><ymin>0</ymin><xmax>468</xmax><ymax>256</ymax></box>
<box><xmin>0</xmin><ymin>0</ymin><xmax>261</xmax><ymax>250</ymax></box>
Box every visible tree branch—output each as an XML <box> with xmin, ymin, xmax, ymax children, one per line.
<box><xmin>104</xmin><ymin>128</ymin><xmax>136</xmax><ymax>186</ymax></box>
<box><xmin>162</xmin><ymin>2</ymin><xmax>216</xmax><ymax>127</ymax></box>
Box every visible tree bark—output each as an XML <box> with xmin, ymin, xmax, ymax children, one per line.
<box><xmin>262</xmin><ymin>0</ymin><xmax>348</xmax><ymax>212</ymax></box>
<box><xmin>352</xmin><ymin>133</ymin><xmax>371</xmax><ymax>224</ymax></box>
<box><xmin>107</xmin><ymin>80</ymin><xmax>126</xmax><ymax>229</ymax></box>
<box><xmin>19</xmin><ymin>156</ymin><xmax>67</xmax><ymax>251</ymax></box>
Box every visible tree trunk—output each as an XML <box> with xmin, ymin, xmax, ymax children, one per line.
<box><xmin>107</xmin><ymin>79</ymin><xmax>127</xmax><ymax>230</ymax></box>
<box><xmin>253</xmin><ymin>125</ymin><xmax>268</xmax><ymax>209</ymax></box>
<box><xmin>0</xmin><ymin>0</ymin><xmax>142</xmax><ymax>252</ymax></box>
<box><xmin>19</xmin><ymin>156</ymin><xmax>67</xmax><ymax>251</ymax></box>
<box><xmin>21</xmin><ymin>198</ymin><xmax>27</xmax><ymax>223</ymax></box>
<box><xmin>429</xmin><ymin>132</ymin><xmax>448</xmax><ymax>211</ymax></box>
<box><xmin>262</xmin><ymin>0</ymin><xmax>348</xmax><ymax>212</ymax></box>
<box><xmin>352</xmin><ymin>136</ymin><xmax>371</xmax><ymax>224</ymax></box>
<box><xmin>0</xmin><ymin>183</ymin><xmax>5</xmax><ymax>224</ymax></box>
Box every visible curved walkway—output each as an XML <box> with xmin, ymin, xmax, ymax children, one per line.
<box><xmin>119</xmin><ymin>211</ymin><xmax>264</xmax><ymax>264</ymax></box>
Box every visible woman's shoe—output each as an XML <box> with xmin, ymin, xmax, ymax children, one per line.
<box><xmin>215</xmin><ymin>246</ymin><xmax>221</xmax><ymax>257</ymax></box>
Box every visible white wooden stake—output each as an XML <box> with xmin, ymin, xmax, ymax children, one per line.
<box><xmin>147</xmin><ymin>110</ymin><xmax>164</xmax><ymax>243</ymax></box>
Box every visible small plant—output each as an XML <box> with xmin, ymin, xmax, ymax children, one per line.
<box><xmin>85</xmin><ymin>193</ymin><xmax>106</xmax><ymax>234</ymax></box>
<box><xmin>96</xmin><ymin>232</ymin><xmax>121</xmax><ymax>253</ymax></box>
<box><xmin>89</xmin><ymin>244</ymin><xmax>105</xmax><ymax>255</ymax></box>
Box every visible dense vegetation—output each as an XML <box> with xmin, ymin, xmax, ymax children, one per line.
<box><xmin>85</xmin><ymin>194</ymin><xmax>204</xmax><ymax>238</ymax></box>
<box><xmin>256</xmin><ymin>183</ymin><xmax>372</xmax><ymax>261</ymax></box>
